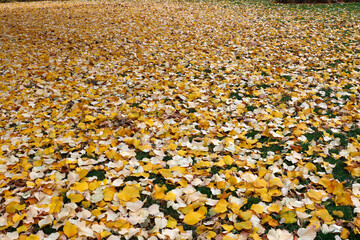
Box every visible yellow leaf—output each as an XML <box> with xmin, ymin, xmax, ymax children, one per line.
<box><xmin>259</xmin><ymin>167</ymin><xmax>267</xmax><ymax>177</ymax></box>
<box><xmin>49</xmin><ymin>196</ymin><xmax>63</xmax><ymax>213</ymax></box>
<box><xmin>214</xmin><ymin>158</ymin><xmax>225</xmax><ymax>167</ymax></box>
<box><xmin>268</xmin><ymin>189</ymin><xmax>281</xmax><ymax>197</ymax></box>
<box><xmin>91</xmin><ymin>209</ymin><xmax>102</xmax><ymax>216</ymax></box>
<box><xmin>306</xmin><ymin>189</ymin><xmax>323</xmax><ymax>202</ymax></box>
<box><xmin>153</xmin><ymin>184</ymin><xmax>167</xmax><ymax>200</ymax></box>
<box><xmin>103</xmin><ymin>188</ymin><xmax>115</xmax><ymax>202</ymax></box>
<box><xmin>25</xmin><ymin>235</ymin><xmax>39</xmax><ymax>240</ymax></box>
<box><xmin>118</xmin><ymin>185</ymin><xmax>140</xmax><ymax>202</ymax></box>
<box><xmin>179</xmin><ymin>204</ymin><xmax>194</xmax><ymax>215</ymax></box>
<box><xmin>234</xmin><ymin>221</ymin><xmax>252</xmax><ymax>230</ymax></box>
<box><xmin>86</xmin><ymin>145</ymin><xmax>96</xmax><ymax>155</ymax></box>
<box><xmin>252</xmin><ymin>178</ymin><xmax>267</xmax><ymax>188</ymax></box>
<box><xmin>246</xmin><ymin>138</ymin><xmax>258</xmax><ymax>145</ymax></box>
<box><xmin>206</xmin><ymin>231</ymin><xmax>216</xmax><ymax>239</ymax></box>
<box><xmin>82</xmin><ymin>201</ymin><xmax>91</xmax><ymax>209</ymax></box>
<box><xmin>316</xmin><ymin>209</ymin><xmax>333</xmax><ymax>223</ymax></box>
<box><xmin>44</xmin><ymin>147</ymin><xmax>54</xmax><ymax>155</ymax></box>
<box><xmin>229</xmin><ymin>202</ymin><xmax>241</xmax><ymax>214</ymax></box>
<box><xmin>340</xmin><ymin>228</ymin><xmax>350</xmax><ymax>239</ymax></box>
<box><xmin>333</xmin><ymin>210</ymin><xmax>344</xmax><ymax>218</ymax></box>
<box><xmin>139</xmin><ymin>144</ymin><xmax>152</xmax><ymax>152</ymax></box>
<box><xmin>159</xmin><ymin>169</ymin><xmax>172</xmax><ymax>178</ymax></box>
<box><xmin>253</xmin><ymin>90</ymin><xmax>260</xmax><ymax>96</ymax></box>
<box><xmin>280</xmin><ymin>211</ymin><xmax>297</xmax><ymax>224</ymax></box>
<box><xmin>223</xmin><ymin>236</ymin><xmax>235</xmax><ymax>240</ymax></box>
<box><xmin>63</xmin><ymin>221</ymin><xmax>78</xmax><ymax>238</ymax></box>
<box><xmin>272</xmin><ymin>111</ymin><xmax>283</xmax><ymax>118</ymax></box>
<box><xmin>12</xmin><ymin>214</ymin><xmax>24</xmax><ymax>223</ymax></box>
<box><xmin>222</xmin><ymin>224</ymin><xmax>234</xmax><ymax>232</ymax></box>
<box><xmin>250</xmin><ymin>204</ymin><xmax>264</xmax><ymax>214</ymax></box>
<box><xmin>196</xmin><ymin>225</ymin><xmax>210</xmax><ymax>234</ymax></box>
<box><xmin>105</xmin><ymin>149</ymin><xmax>116</xmax><ymax>159</ymax></box>
<box><xmin>268</xmin><ymin>218</ymin><xmax>279</xmax><ymax>227</ymax></box>
<box><xmin>332</xmin><ymin>182</ymin><xmax>345</xmax><ymax>196</ymax></box>
<box><xmin>355</xmin><ymin>217</ymin><xmax>360</xmax><ymax>228</ymax></box>
<box><xmin>167</xmin><ymin>216</ymin><xmax>177</xmax><ymax>229</ymax></box>
<box><xmin>164</xmin><ymin>191</ymin><xmax>176</xmax><ymax>201</ymax></box>
<box><xmin>101</xmin><ymin>231</ymin><xmax>111</xmax><ymax>238</ymax></box>
<box><xmin>169</xmin><ymin>143</ymin><xmax>177</xmax><ymax>151</ymax></box>
<box><xmin>268</xmin><ymin>204</ymin><xmax>280</xmax><ymax>213</ymax></box>
<box><xmin>305</xmin><ymin>162</ymin><xmax>317</xmax><ymax>172</ymax></box>
<box><xmin>73</xmin><ymin>182</ymin><xmax>89</xmax><ymax>192</ymax></box>
<box><xmin>269</xmin><ymin>178</ymin><xmax>283</xmax><ymax>188</ymax></box>
<box><xmin>77</xmin><ymin>168</ymin><xmax>89</xmax><ymax>179</ymax></box>
<box><xmin>43</xmin><ymin>187</ymin><xmax>53</xmax><ymax>195</ymax></box>
<box><xmin>68</xmin><ymin>193</ymin><xmax>84</xmax><ymax>203</ymax></box>
<box><xmin>228</xmin><ymin>176</ymin><xmax>238</xmax><ymax>185</ymax></box>
<box><xmin>122</xmin><ymin>140</ymin><xmax>135</xmax><ymax>150</ymax></box>
<box><xmin>177</xmin><ymin>150</ymin><xmax>186</xmax><ymax>156</ymax></box>
<box><xmin>261</xmin><ymin>192</ymin><xmax>272</xmax><ymax>202</ymax></box>
<box><xmin>239</xmin><ymin>210</ymin><xmax>252</xmax><ymax>220</ymax></box>
<box><xmin>336</xmin><ymin>192</ymin><xmax>353</xmax><ymax>205</ymax></box>
<box><xmin>318</xmin><ymin>177</ymin><xmax>331</xmax><ymax>188</ymax></box>
<box><xmin>223</xmin><ymin>155</ymin><xmax>234</xmax><ymax>165</ymax></box>
<box><xmin>15</xmin><ymin>203</ymin><xmax>26</xmax><ymax>211</ymax></box>
<box><xmin>183</xmin><ymin>211</ymin><xmax>204</xmax><ymax>225</ymax></box>
<box><xmin>6</xmin><ymin>202</ymin><xmax>26</xmax><ymax>213</ymax></box>
<box><xmin>198</xmin><ymin>206</ymin><xmax>207</xmax><ymax>215</ymax></box>
<box><xmin>26</xmin><ymin>182</ymin><xmax>35</xmax><ymax>188</ymax></box>
<box><xmin>145</xmin><ymin>119</ymin><xmax>154</xmax><ymax>127</ymax></box>
<box><xmin>17</xmin><ymin>225</ymin><xmax>28</xmax><ymax>233</ymax></box>
<box><xmin>89</xmin><ymin>181</ymin><xmax>102</xmax><ymax>191</ymax></box>
<box><xmin>214</xmin><ymin>198</ymin><xmax>228</xmax><ymax>213</ymax></box>
<box><xmin>84</xmin><ymin>115</ymin><xmax>96</xmax><ymax>122</ymax></box>
<box><xmin>279</xmin><ymin>103</ymin><xmax>287</xmax><ymax>109</ymax></box>
<box><xmin>293</xmin><ymin>129</ymin><xmax>304</xmax><ymax>136</ymax></box>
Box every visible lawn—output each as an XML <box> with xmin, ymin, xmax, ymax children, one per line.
<box><xmin>0</xmin><ymin>0</ymin><xmax>360</xmax><ymax>239</ymax></box>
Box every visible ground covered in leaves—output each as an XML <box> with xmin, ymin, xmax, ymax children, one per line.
<box><xmin>0</xmin><ymin>0</ymin><xmax>360</xmax><ymax>239</ymax></box>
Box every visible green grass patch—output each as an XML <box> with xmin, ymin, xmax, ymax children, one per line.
<box><xmin>332</xmin><ymin>158</ymin><xmax>354</xmax><ymax>184</ymax></box>
<box><xmin>324</xmin><ymin>199</ymin><xmax>354</xmax><ymax>221</ymax></box>
<box><xmin>135</xmin><ymin>150</ymin><xmax>151</xmax><ymax>160</ymax></box>
<box><xmin>241</xmin><ymin>196</ymin><xmax>261</xmax><ymax>210</ymax></box>
<box><xmin>86</xmin><ymin>169</ymin><xmax>106</xmax><ymax>181</ymax></box>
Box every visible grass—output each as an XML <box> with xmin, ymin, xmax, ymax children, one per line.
<box><xmin>228</xmin><ymin>0</ymin><xmax>360</xmax><ymax>15</ymax></box>
<box><xmin>284</xmin><ymin>1</ymin><xmax>360</xmax><ymax>14</ymax></box>
<box><xmin>86</xmin><ymin>169</ymin><xmax>106</xmax><ymax>180</ymax></box>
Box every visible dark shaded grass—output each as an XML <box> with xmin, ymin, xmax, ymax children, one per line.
<box><xmin>276</xmin><ymin>0</ymin><xmax>360</xmax><ymax>4</ymax></box>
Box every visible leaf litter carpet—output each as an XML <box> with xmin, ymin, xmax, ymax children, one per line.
<box><xmin>0</xmin><ymin>0</ymin><xmax>360</xmax><ymax>239</ymax></box>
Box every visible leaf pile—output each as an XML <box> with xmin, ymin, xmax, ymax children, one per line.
<box><xmin>0</xmin><ymin>0</ymin><xmax>360</xmax><ymax>239</ymax></box>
